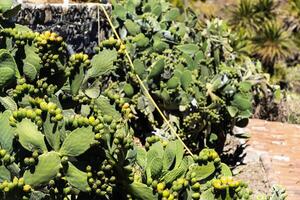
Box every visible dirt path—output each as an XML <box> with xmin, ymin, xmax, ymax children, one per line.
<box><xmin>239</xmin><ymin>119</ymin><xmax>300</xmax><ymax>200</ymax></box>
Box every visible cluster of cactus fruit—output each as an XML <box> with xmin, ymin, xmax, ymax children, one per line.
<box><xmin>0</xmin><ymin>0</ymin><xmax>287</xmax><ymax>199</ymax></box>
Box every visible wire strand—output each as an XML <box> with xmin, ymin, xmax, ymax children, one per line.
<box><xmin>99</xmin><ymin>4</ymin><xmax>193</xmax><ymax>156</ymax></box>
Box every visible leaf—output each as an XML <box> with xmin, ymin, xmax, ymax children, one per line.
<box><xmin>231</xmin><ymin>93</ymin><xmax>252</xmax><ymax>111</ymax></box>
<box><xmin>126</xmin><ymin>149</ymin><xmax>137</xmax><ymax>160</ymax></box>
<box><xmin>173</xmin><ymin>140</ymin><xmax>184</xmax><ymax>168</ymax></box>
<box><xmin>149</xmin><ymin>157</ymin><xmax>163</xmax><ymax>179</ymax></box>
<box><xmin>214</xmin><ymin>48</ymin><xmax>220</xmax><ymax>66</ymax></box>
<box><xmin>84</xmin><ymin>81</ymin><xmax>100</xmax><ymax>98</ymax></box>
<box><xmin>124</xmin><ymin>19</ymin><xmax>141</xmax><ymax>35</ymax></box>
<box><xmin>0</xmin><ymin>96</ymin><xmax>18</xmax><ymax>111</ymax></box>
<box><xmin>133</xmin><ymin>33</ymin><xmax>149</xmax><ymax>48</ymax></box>
<box><xmin>65</xmin><ymin>162</ymin><xmax>89</xmax><ymax>191</ymax></box>
<box><xmin>3</xmin><ymin>4</ymin><xmax>21</xmax><ymax>18</ymax></box>
<box><xmin>95</xmin><ymin>96</ymin><xmax>122</xmax><ymax>120</ymax></box>
<box><xmin>133</xmin><ymin>59</ymin><xmax>146</xmax><ymax>77</ymax></box>
<box><xmin>129</xmin><ymin>182</ymin><xmax>157</xmax><ymax>200</ymax></box>
<box><xmin>147</xmin><ymin>142</ymin><xmax>164</xmax><ymax>164</ymax></box>
<box><xmin>164</xmin><ymin>8</ymin><xmax>180</xmax><ymax>21</ymax></box>
<box><xmin>0</xmin><ymin>0</ymin><xmax>12</xmax><ymax>12</ymax></box>
<box><xmin>59</xmin><ymin>127</ymin><xmax>94</xmax><ymax>157</ymax></box>
<box><xmin>148</xmin><ymin>58</ymin><xmax>165</xmax><ymax>79</ymax></box>
<box><xmin>153</xmin><ymin>39</ymin><xmax>169</xmax><ymax>53</ymax></box>
<box><xmin>23</xmin><ymin>63</ymin><xmax>37</xmax><ymax>82</ymax></box>
<box><xmin>162</xmin><ymin>165</ymin><xmax>186</xmax><ymax>184</ymax></box>
<box><xmin>188</xmin><ymin>162</ymin><xmax>215</xmax><ymax>181</ymax></box>
<box><xmin>0</xmin><ymin>110</ymin><xmax>15</xmax><ymax>152</ymax></box>
<box><xmin>24</xmin><ymin>45</ymin><xmax>41</xmax><ymax>70</ymax></box>
<box><xmin>0</xmin><ymin>67</ymin><xmax>14</xmax><ymax>89</ymax></box>
<box><xmin>239</xmin><ymin>81</ymin><xmax>252</xmax><ymax>93</ymax></box>
<box><xmin>176</xmin><ymin>44</ymin><xmax>199</xmax><ymax>55</ymax></box>
<box><xmin>231</xmin><ymin>93</ymin><xmax>253</xmax><ymax>118</ymax></box>
<box><xmin>88</xmin><ymin>49</ymin><xmax>118</xmax><ymax>78</ymax></box>
<box><xmin>226</xmin><ymin>106</ymin><xmax>238</xmax><ymax>117</ymax></box>
<box><xmin>180</xmin><ymin>70</ymin><xmax>192</xmax><ymax>91</ymax></box>
<box><xmin>200</xmin><ymin>189</ymin><xmax>215</xmax><ymax>200</ymax></box>
<box><xmin>23</xmin><ymin>45</ymin><xmax>41</xmax><ymax>81</ymax></box>
<box><xmin>6</xmin><ymin>163</ymin><xmax>19</xmax><ymax>179</ymax></box>
<box><xmin>112</xmin><ymin>4</ymin><xmax>127</xmax><ymax>20</ymax></box>
<box><xmin>29</xmin><ymin>191</ymin><xmax>47</xmax><ymax>200</ymax></box>
<box><xmin>24</xmin><ymin>151</ymin><xmax>61</xmax><ymax>187</ymax></box>
<box><xmin>70</xmin><ymin>66</ymin><xmax>84</xmax><ymax>95</ymax></box>
<box><xmin>0</xmin><ymin>166</ymin><xmax>11</xmax><ymax>182</ymax></box>
<box><xmin>43</xmin><ymin>113</ymin><xmax>61</xmax><ymax>151</ymax></box>
<box><xmin>136</xmin><ymin>146</ymin><xmax>147</xmax><ymax>168</ymax></box>
<box><xmin>80</xmin><ymin>105</ymin><xmax>90</xmax><ymax>117</ymax></box>
<box><xmin>152</xmin><ymin>4</ymin><xmax>162</xmax><ymax>16</ymax></box>
<box><xmin>220</xmin><ymin>163</ymin><xmax>232</xmax><ymax>176</ymax></box>
<box><xmin>0</xmin><ymin>49</ymin><xmax>19</xmax><ymax>77</ymax></box>
<box><xmin>163</xmin><ymin>141</ymin><xmax>176</xmax><ymax>170</ymax></box>
<box><xmin>15</xmin><ymin>119</ymin><xmax>47</xmax><ymax>152</ymax></box>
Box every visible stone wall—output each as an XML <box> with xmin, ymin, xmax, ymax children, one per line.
<box><xmin>22</xmin><ymin>0</ymin><xmax>103</xmax><ymax>3</ymax></box>
<box><xmin>16</xmin><ymin>3</ymin><xmax>111</xmax><ymax>54</ymax></box>
<box><xmin>23</xmin><ymin>0</ymin><xmax>64</xmax><ymax>3</ymax></box>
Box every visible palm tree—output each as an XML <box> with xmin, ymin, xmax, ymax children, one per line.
<box><xmin>254</xmin><ymin>0</ymin><xmax>278</xmax><ymax>20</ymax></box>
<box><xmin>285</xmin><ymin>0</ymin><xmax>300</xmax><ymax>46</ymax></box>
<box><xmin>250</xmin><ymin>21</ymin><xmax>296</xmax><ymax>74</ymax></box>
<box><xmin>229</xmin><ymin>0</ymin><xmax>259</xmax><ymax>35</ymax></box>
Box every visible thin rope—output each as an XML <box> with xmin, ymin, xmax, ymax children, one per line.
<box><xmin>99</xmin><ymin>4</ymin><xmax>193</xmax><ymax>156</ymax></box>
<box><xmin>97</xmin><ymin>5</ymin><xmax>101</xmax><ymax>46</ymax></box>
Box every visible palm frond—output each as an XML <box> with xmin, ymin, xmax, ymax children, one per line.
<box><xmin>254</xmin><ymin>0</ymin><xmax>278</xmax><ymax>20</ymax></box>
<box><xmin>229</xmin><ymin>0</ymin><xmax>260</xmax><ymax>34</ymax></box>
<box><xmin>250</xmin><ymin>21</ymin><xmax>296</xmax><ymax>73</ymax></box>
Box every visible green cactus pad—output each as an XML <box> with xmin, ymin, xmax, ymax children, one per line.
<box><xmin>59</xmin><ymin>127</ymin><xmax>95</xmax><ymax>157</ymax></box>
<box><xmin>65</xmin><ymin>162</ymin><xmax>89</xmax><ymax>192</ymax></box>
<box><xmin>24</xmin><ymin>151</ymin><xmax>61</xmax><ymax>187</ymax></box>
<box><xmin>124</xmin><ymin>83</ymin><xmax>135</xmax><ymax>97</ymax></box>
<box><xmin>15</xmin><ymin>119</ymin><xmax>47</xmax><ymax>152</ymax></box>
<box><xmin>0</xmin><ymin>67</ymin><xmax>14</xmax><ymax>89</ymax></box>
<box><xmin>166</xmin><ymin>76</ymin><xmax>180</xmax><ymax>89</ymax></box>
<box><xmin>0</xmin><ymin>111</ymin><xmax>15</xmax><ymax>152</ymax></box>
<box><xmin>148</xmin><ymin>58</ymin><xmax>165</xmax><ymax>79</ymax></box>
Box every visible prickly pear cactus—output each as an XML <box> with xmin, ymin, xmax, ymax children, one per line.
<box><xmin>0</xmin><ymin>1</ymin><xmax>283</xmax><ymax>200</ymax></box>
<box><xmin>89</xmin><ymin>0</ymin><xmax>256</xmax><ymax>152</ymax></box>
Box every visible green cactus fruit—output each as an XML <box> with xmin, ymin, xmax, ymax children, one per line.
<box><xmin>166</xmin><ymin>77</ymin><xmax>179</xmax><ymax>89</ymax></box>
<box><xmin>55</xmin><ymin>114</ymin><xmax>63</xmax><ymax>121</ymax></box>
<box><xmin>192</xmin><ymin>192</ymin><xmax>200</xmax><ymax>199</ymax></box>
<box><xmin>18</xmin><ymin>178</ymin><xmax>25</xmax><ymax>188</ymax></box>
<box><xmin>23</xmin><ymin>185</ymin><xmax>31</xmax><ymax>193</ymax></box>
<box><xmin>162</xmin><ymin>189</ymin><xmax>170</xmax><ymax>198</ymax></box>
<box><xmin>124</xmin><ymin>83</ymin><xmax>134</xmax><ymax>97</ymax></box>
<box><xmin>191</xmin><ymin>182</ymin><xmax>201</xmax><ymax>191</ymax></box>
<box><xmin>39</xmin><ymin>102</ymin><xmax>48</xmax><ymax>111</ymax></box>
<box><xmin>0</xmin><ymin>149</ymin><xmax>7</xmax><ymax>157</ymax></box>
